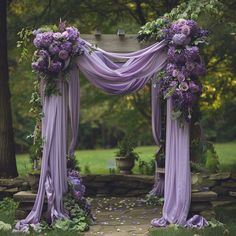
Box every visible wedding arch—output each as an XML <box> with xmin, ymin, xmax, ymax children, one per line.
<box><xmin>15</xmin><ymin>19</ymin><xmax>209</xmax><ymax>231</ymax></box>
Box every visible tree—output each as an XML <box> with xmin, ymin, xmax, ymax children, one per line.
<box><xmin>0</xmin><ymin>0</ymin><xmax>18</xmax><ymax>177</ymax></box>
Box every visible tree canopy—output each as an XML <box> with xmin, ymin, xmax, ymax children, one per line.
<box><xmin>6</xmin><ymin>0</ymin><xmax>236</xmax><ymax>151</ymax></box>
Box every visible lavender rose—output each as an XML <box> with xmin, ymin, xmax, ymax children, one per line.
<box><xmin>181</xmin><ymin>25</ymin><xmax>191</xmax><ymax>36</ymax></box>
<box><xmin>58</xmin><ymin>50</ymin><xmax>69</xmax><ymax>60</ymax></box>
<box><xmin>179</xmin><ymin>81</ymin><xmax>189</xmax><ymax>91</ymax></box>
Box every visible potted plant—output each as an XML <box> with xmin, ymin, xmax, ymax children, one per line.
<box><xmin>115</xmin><ymin>136</ymin><xmax>139</xmax><ymax>174</ymax></box>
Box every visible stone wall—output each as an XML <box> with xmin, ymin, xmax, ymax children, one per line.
<box><xmin>83</xmin><ymin>175</ymin><xmax>154</xmax><ymax>197</ymax></box>
<box><xmin>82</xmin><ymin>172</ymin><xmax>236</xmax><ymax>200</ymax></box>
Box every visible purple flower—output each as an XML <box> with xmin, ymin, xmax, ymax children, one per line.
<box><xmin>53</xmin><ymin>32</ymin><xmax>63</xmax><ymax>40</ymax></box>
<box><xmin>186</xmin><ymin>62</ymin><xmax>195</xmax><ymax>71</ymax></box>
<box><xmin>177</xmin><ymin>19</ymin><xmax>187</xmax><ymax>26</ymax></box>
<box><xmin>58</xmin><ymin>21</ymin><xmax>67</xmax><ymax>32</ymax></box>
<box><xmin>185</xmin><ymin>46</ymin><xmax>199</xmax><ymax>60</ymax></box>
<box><xmin>172</xmin><ymin>33</ymin><xmax>187</xmax><ymax>45</ymax></box>
<box><xmin>172</xmin><ymin>69</ymin><xmax>179</xmax><ymax>77</ymax></box>
<box><xmin>37</xmin><ymin>49</ymin><xmax>49</xmax><ymax>59</ymax></box>
<box><xmin>66</xmin><ymin>27</ymin><xmax>79</xmax><ymax>41</ymax></box>
<box><xmin>177</xmin><ymin>72</ymin><xmax>185</xmax><ymax>82</ymax></box>
<box><xmin>199</xmin><ymin>29</ymin><xmax>209</xmax><ymax>37</ymax></box>
<box><xmin>166</xmin><ymin>63</ymin><xmax>177</xmax><ymax>74</ymax></box>
<box><xmin>58</xmin><ymin>50</ymin><xmax>69</xmax><ymax>60</ymax></box>
<box><xmin>33</xmin><ymin>33</ymin><xmax>43</xmax><ymax>48</ymax></box>
<box><xmin>179</xmin><ymin>81</ymin><xmax>189</xmax><ymax>91</ymax></box>
<box><xmin>170</xmin><ymin>81</ymin><xmax>178</xmax><ymax>87</ymax></box>
<box><xmin>49</xmin><ymin>42</ymin><xmax>60</xmax><ymax>55</ymax></box>
<box><xmin>193</xmin><ymin>62</ymin><xmax>206</xmax><ymax>76</ymax></box>
<box><xmin>62</xmin><ymin>31</ymin><xmax>69</xmax><ymax>40</ymax></box>
<box><xmin>41</xmin><ymin>32</ymin><xmax>54</xmax><ymax>47</ymax></box>
<box><xmin>186</xmin><ymin>20</ymin><xmax>198</xmax><ymax>36</ymax></box>
<box><xmin>48</xmin><ymin>61</ymin><xmax>62</xmax><ymax>73</ymax></box>
<box><xmin>60</xmin><ymin>41</ymin><xmax>72</xmax><ymax>52</ymax></box>
<box><xmin>167</xmin><ymin>47</ymin><xmax>175</xmax><ymax>61</ymax></box>
<box><xmin>189</xmin><ymin>81</ymin><xmax>200</xmax><ymax>93</ymax></box>
<box><xmin>181</xmin><ymin>25</ymin><xmax>191</xmax><ymax>36</ymax></box>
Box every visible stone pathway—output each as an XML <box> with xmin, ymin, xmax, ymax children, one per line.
<box><xmin>84</xmin><ymin>197</ymin><xmax>162</xmax><ymax>236</ymax></box>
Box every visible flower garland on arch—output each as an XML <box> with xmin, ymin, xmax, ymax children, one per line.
<box><xmin>138</xmin><ymin>18</ymin><xmax>208</xmax><ymax>122</ymax></box>
<box><xmin>31</xmin><ymin>21</ymin><xmax>85</xmax><ymax>96</ymax></box>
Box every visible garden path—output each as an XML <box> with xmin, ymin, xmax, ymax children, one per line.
<box><xmin>84</xmin><ymin>197</ymin><xmax>162</xmax><ymax>236</ymax></box>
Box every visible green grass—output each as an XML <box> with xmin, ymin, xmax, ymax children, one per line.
<box><xmin>16</xmin><ymin>141</ymin><xmax>236</xmax><ymax>176</ymax></box>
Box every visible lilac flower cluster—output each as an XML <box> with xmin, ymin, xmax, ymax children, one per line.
<box><xmin>32</xmin><ymin>22</ymin><xmax>84</xmax><ymax>76</ymax></box>
<box><xmin>67</xmin><ymin>170</ymin><xmax>93</xmax><ymax>219</ymax></box>
<box><xmin>159</xmin><ymin>19</ymin><xmax>208</xmax><ymax>121</ymax></box>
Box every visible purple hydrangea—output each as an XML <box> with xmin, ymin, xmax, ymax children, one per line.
<box><xmin>172</xmin><ymin>33</ymin><xmax>187</xmax><ymax>45</ymax></box>
<box><xmin>48</xmin><ymin>61</ymin><xmax>62</xmax><ymax>73</ymax></box>
<box><xmin>53</xmin><ymin>32</ymin><xmax>63</xmax><ymax>40</ymax></box>
<box><xmin>35</xmin><ymin>32</ymin><xmax>53</xmax><ymax>48</ymax></box>
<box><xmin>66</xmin><ymin>27</ymin><xmax>79</xmax><ymax>41</ymax></box>
<box><xmin>60</xmin><ymin>41</ymin><xmax>72</xmax><ymax>52</ymax></box>
<box><xmin>49</xmin><ymin>42</ymin><xmax>60</xmax><ymax>55</ymax></box>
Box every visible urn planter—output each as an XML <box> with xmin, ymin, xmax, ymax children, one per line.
<box><xmin>115</xmin><ymin>157</ymin><xmax>135</xmax><ymax>174</ymax></box>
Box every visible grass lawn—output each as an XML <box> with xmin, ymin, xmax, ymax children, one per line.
<box><xmin>16</xmin><ymin>141</ymin><xmax>236</xmax><ymax>176</ymax></box>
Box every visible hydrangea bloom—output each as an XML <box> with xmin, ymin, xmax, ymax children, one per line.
<box><xmin>32</xmin><ymin>22</ymin><xmax>85</xmax><ymax>78</ymax></box>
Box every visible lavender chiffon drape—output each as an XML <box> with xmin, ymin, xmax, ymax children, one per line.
<box><xmin>151</xmin><ymin>99</ymin><xmax>208</xmax><ymax>228</ymax></box>
<box><xmin>15</xmin><ymin>39</ymin><xmax>207</xmax><ymax>232</ymax></box>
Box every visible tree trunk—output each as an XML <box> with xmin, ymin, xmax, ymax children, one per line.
<box><xmin>0</xmin><ymin>0</ymin><xmax>18</xmax><ymax>177</ymax></box>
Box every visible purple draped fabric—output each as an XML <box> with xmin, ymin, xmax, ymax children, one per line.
<box><xmin>151</xmin><ymin>99</ymin><xmax>208</xmax><ymax>228</ymax></box>
<box><xmin>15</xmin><ymin>80</ymin><xmax>69</xmax><ymax>232</ymax></box>
<box><xmin>149</xmin><ymin>81</ymin><xmax>165</xmax><ymax>197</ymax></box>
<box><xmin>15</xmin><ymin>39</ymin><xmax>207</xmax><ymax>232</ymax></box>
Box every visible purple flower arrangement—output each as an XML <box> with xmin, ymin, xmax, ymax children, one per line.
<box><xmin>67</xmin><ymin>169</ymin><xmax>93</xmax><ymax>219</ymax></box>
<box><xmin>159</xmin><ymin>19</ymin><xmax>208</xmax><ymax>122</ymax></box>
<box><xmin>32</xmin><ymin>22</ymin><xmax>84</xmax><ymax>77</ymax></box>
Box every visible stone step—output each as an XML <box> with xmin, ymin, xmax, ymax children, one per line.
<box><xmin>13</xmin><ymin>191</ymin><xmax>47</xmax><ymax>202</ymax></box>
<box><xmin>191</xmin><ymin>191</ymin><xmax>217</xmax><ymax>202</ymax></box>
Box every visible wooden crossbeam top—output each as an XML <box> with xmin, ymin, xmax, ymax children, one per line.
<box><xmin>80</xmin><ymin>34</ymin><xmax>148</xmax><ymax>53</ymax></box>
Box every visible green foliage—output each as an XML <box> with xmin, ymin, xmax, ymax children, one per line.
<box><xmin>0</xmin><ymin>221</ymin><xmax>12</xmax><ymax>231</ymax></box>
<box><xmin>191</xmin><ymin>140</ymin><xmax>220</xmax><ymax>173</ymax></box>
<box><xmin>17</xmin><ymin>27</ymin><xmax>33</xmax><ymax>62</ymax></box>
<box><xmin>63</xmin><ymin>195</ymin><xmax>90</xmax><ymax>232</ymax></box>
<box><xmin>67</xmin><ymin>155</ymin><xmax>81</xmax><ymax>171</ymax></box>
<box><xmin>145</xmin><ymin>194</ymin><xmax>164</xmax><ymax>206</ymax></box>
<box><xmin>27</xmin><ymin>79</ymin><xmax>43</xmax><ymax>167</ymax></box>
<box><xmin>205</xmin><ymin>143</ymin><xmax>220</xmax><ymax>172</ymax></box>
<box><xmin>84</xmin><ymin>164</ymin><xmax>91</xmax><ymax>175</ymax></box>
<box><xmin>7</xmin><ymin>0</ymin><xmax>236</xmax><ymax>154</ymax></box>
<box><xmin>138</xmin><ymin>0</ymin><xmax>224</xmax><ymax>42</ymax></box>
<box><xmin>138</xmin><ymin>159</ymin><xmax>155</xmax><ymax>175</ymax></box>
<box><xmin>115</xmin><ymin>135</ymin><xmax>140</xmax><ymax>160</ymax></box>
<box><xmin>0</xmin><ymin>198</ymin><xmax>18</xmax><ymax>215</ymax></box>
